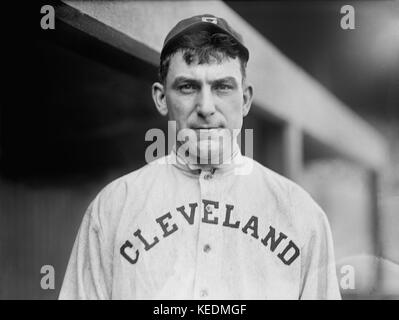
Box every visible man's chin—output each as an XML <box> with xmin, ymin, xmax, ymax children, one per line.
<box><xmin>176</xmin><ymin>128</ymin><xmax>236</xmax><ymax>165</ymax></box>
<box><xmin>192</xmin><ymin>127</ymin><xmax>224</xmax><ymax>138</ymax></box>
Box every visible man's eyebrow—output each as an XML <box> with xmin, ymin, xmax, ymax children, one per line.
<box><xmin>210</xmin><ymin>77</ymin><xmax>238</xmax><ymax>85</ymax></box>
<box><xmin>171</xmin><ymin>76</ymin><xmax>239</xmax><ymax>87</ymax></box>
<box><xmin>172</xmin><ymin>77</ymin><xmax>200</xmax><ymax>86</ymax></box>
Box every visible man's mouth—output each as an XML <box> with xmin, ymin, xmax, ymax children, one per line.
<box><xmin>191</xmin><ymin>126</ymin><xmax>223</xmax><ymax>130</ymax></box>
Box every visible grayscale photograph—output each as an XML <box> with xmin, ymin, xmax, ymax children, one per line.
<box><xmin>1</xmin><ymin>0</ymin><xmax>398</xmax><ymax>303</ymax></box>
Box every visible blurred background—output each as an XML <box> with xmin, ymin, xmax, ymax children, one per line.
<box><xmin>0</xmin><ymin>0</ymin><xmax>398</xmax><ymax>299</ymax></box>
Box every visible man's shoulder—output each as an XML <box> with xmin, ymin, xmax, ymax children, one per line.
<box><xmin>86</xmin><ymin>155</ymin><xmax>173</xmax><ymax>229</ymax></box>
<box><xmin>244</xmin><ymin>156</ymin><xmax>329</xmax><ymax>227</ymax></box>
<box><xmin>99</xmin><ymin>155</ymin><xmax>173</xmax><ymax>195</ymax></box>
<box><xmin>242</xmin><ymin>156</ymin><xmax>299</xmax><ymax>194</ymax></box>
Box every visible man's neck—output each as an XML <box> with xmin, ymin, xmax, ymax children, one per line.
<box><xmin>174</xmin><ymin>140</ymin><xmax>240</xmax><ymax>171</ymax></box>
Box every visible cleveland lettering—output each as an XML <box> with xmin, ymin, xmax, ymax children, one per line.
<box><xmin>120</xmin><ymin>200</ymin><xmax>300</xmax><ymax>266</ymax></box>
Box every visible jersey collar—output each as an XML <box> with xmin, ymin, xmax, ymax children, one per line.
<box><xmin>167</xmin><ymin>141</ymin><xmax>249</xmax><ymax>176</ymax></box>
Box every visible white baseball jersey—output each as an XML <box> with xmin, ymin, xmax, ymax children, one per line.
<box><xmin>59</xmin><ymin>144</ymin><xmax>341</xmax><ymax>300</ymax></box>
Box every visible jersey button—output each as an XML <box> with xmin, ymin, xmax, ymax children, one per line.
<box><xmin>204</xmin><ymin>173</ymin><xmax>213</xmax><ymax>180</ymax></box>
<box><xmin>203</xmin><ymin>244</ymin><xmax>211</xmax><ymax>253</ymax></box>
<box><xmin>200</xmin><ymin>289</ymin><xmax>208</xmax><ymax>297</ymax></box>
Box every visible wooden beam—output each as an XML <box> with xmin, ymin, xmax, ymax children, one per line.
<box><xmin>369</xmin><ymin>170</ymin><xmax>383</xmax><ymax>293</ymax></box>
<box><xmin>283</xmin><ymin>124</ymin><xmax>303</xmax><ymax>182</ymax></box>
<box><xmin>257</xmin><ymin>122</ymin><xmax>303</xmax><ymax>182</ymax></box>
<box><xmin>55</xmin><ymin>2</ymin><xmax>159</xmax><ymax>66</ymax></box>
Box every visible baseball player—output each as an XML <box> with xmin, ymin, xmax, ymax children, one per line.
<box><xmin>59</xmin><ymin>14</ymin><xmax>341</xmax><ymax>300</ymax></box>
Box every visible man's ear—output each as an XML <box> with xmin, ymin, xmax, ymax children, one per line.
<box><xmin>152</xmin><ymin>82</ymin><xmax>168</xmax><ymax>116</ymax></box>
<box><xmin>242</xmin><ymin>83</ymin><xmax>254</xmax><ymax>117</ymax></box>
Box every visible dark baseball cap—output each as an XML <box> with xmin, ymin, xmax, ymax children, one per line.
<box><xmin>161</xmin><ymin>14</ymin><xmax>249</xmax><ymax>62</ymax></box>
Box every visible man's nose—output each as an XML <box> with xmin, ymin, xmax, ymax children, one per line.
<box><xmin>196</xmin><ymin>87</ymin><xmax>216</xmax><ymax>118</ymax></box>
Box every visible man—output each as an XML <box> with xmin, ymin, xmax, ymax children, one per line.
<box><xmin>59</xmin><ymin>14</ymin><xmax>341</xmax><ymax>300</ymax></box>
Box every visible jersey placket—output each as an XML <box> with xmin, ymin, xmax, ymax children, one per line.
<box><xmin>192</xmin><ymin>168</ymin><xmax>222</xmax><ymax>299</ymax></box>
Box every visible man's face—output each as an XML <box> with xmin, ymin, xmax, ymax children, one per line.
<box><xmin>164</xmin><ymin>51</ymin><xmax>249</xmax><ymax>135</ymax></box>
<box><xmin>152</xmin><ymin>50</ymin><xmax>252</xmax><ymax>163</ymax></box>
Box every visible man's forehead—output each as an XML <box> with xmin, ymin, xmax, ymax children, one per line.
<box><xmin>167</xmin><ymin>51</ymin><xmax>242</xmax><ymax>82</ymax></box>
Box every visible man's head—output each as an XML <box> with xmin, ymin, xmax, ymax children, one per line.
<box><xmin>152</xmin><ymin>14</ymin><xmax>253</xmax><ymax>164</ymax></box>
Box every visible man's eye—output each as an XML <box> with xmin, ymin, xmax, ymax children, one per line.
<box><xmin>178</xmin><ymin>84</ymin><xmax>196</xmax><ymax>93</ymax></box>
<box><xmin>215</xmin><ymin>84</ymin><xmax>233</xmax><ymax>92</ymax></box>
